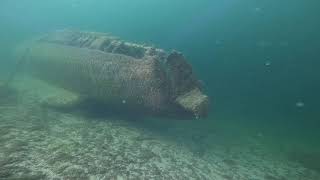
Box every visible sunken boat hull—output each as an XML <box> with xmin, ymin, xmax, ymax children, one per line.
<box><xmin>17</xmin><ymin>30</ymin><xmax>209</xmax><ymax>118</ymax></box>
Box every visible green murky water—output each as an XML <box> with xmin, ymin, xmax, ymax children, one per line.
<box><xmin>0</xmin><ymin>1</ymin><xmax>319</xmax><ymax>179</ymax></box>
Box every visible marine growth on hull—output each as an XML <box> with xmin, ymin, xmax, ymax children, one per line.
<box><xmin>17</xmin><ymin>30</ymin><xmax>209</xmax><ymax>119</ymax></box>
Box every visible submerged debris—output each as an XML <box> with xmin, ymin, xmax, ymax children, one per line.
<box><xmin>16</xmin><ymin>30</ymin><xmax>209</xmax><ymax>118</ymax></box>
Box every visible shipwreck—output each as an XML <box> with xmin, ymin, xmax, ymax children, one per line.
<box><xmin>15</xmin><ymin>30</ymin><xmax>209</xmax><ymax>118</ymax></box>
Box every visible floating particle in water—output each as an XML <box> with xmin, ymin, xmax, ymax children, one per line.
<box><xmin>198</xmin><ymin>80</ymin><xmax>206</xmax><ymax>90</ymax></box>
<box><xmin>71</xmin><ymin>0</ymin><xmax>80</xmax><ymax>8</ymax></box>
<box><xmin>295</xmin><ymin>101</ymin><xmax>305</xmax><ymax>108</ymax></box>
<box><xmin>257</xmin><ymin>132</ymin><xmax>264</xmax><ymax>138</ymax></box>
<box><xmin>279</xmin><ymin>41</ymin><xmax>289</xmax><ymax>47</ymax></box>
<box><xmin>265</xmin><ymin>61</ymin><xmax>271</xmax><ymax>67</ymax></box>
<box><xmin>254</xmin><ymin>7</ymin><xmax>262</xmax><ymax>12</ymax></box>
<box><xmin>122</xmin><ymin>100</ymin><xmax>126</xmax><ymax>104</ymax></box>
<box><xmin>215</xmin><ymin>40</ymin><xmax>222</xmax><ymax>45</ymax></box>
<box><xmin>257</xmin><ymin>41</ymin><xmax>272</xmax><ymax>48</ymax></box>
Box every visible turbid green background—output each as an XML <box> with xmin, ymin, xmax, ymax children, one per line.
<box><xmin>0</xmin><ymin>0</ymin><xmax>319</xmax><ymax>151</ymax></box>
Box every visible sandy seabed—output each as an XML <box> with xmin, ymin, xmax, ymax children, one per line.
<box><xmin>0</xmin><ymin>76</ymin><xmax>319</xmax><ymax>180</ymax></box>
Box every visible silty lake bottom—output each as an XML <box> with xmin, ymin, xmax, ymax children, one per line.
<box><xmin>0</xmin><ymin>72</ymin><xmax>319</xmax><ymax>179</ymax></box>
<box><xmin>1</xmin><ymin>0</ymin><xmax>320</xmax><ymax>179</ymax></box>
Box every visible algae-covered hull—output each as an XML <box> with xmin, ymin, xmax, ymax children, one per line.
<box><xmin>17</xmin><ymin>30</ymin><xmax>209</xmax><ymax>118</ymax></box>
